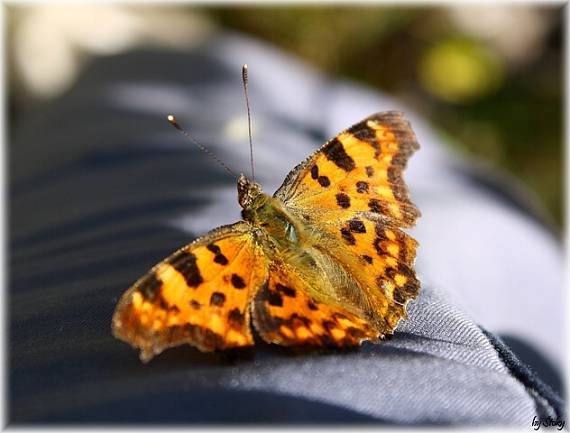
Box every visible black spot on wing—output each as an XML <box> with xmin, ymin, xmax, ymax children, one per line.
<box><xmin>373</xmin><ymin>238</ymin><xmax>384</xmax><ymax>257</ymax></box>
<box><xmin>310</xmin><ymin>164</ymin><xmax>331</xmax><ymax>187</ymax></box>
<box><xmin>375</xmin><ymin>223</ymin><xmax>389</xmax><ymax>240</ymax></box>
<box><xmin>348</xmin><ymin>218</ymin><xmax>366</xmax><ymax>233</ymax></box>
<box><xmin>168</xmin><ymin>250</ymin><xmax>203</xmax><ymax>287</ymax></box>
<box><xmin>311</xmin><ymin>165</ymin><xmax>319</xmax><ymax>179</ymax></box>
<box><xmin>373</xmin><ymin>223</ymin><xmax>389</xmax><ymax>256</ymax></box>
<box><xmin>276</xmin><ymin>283</ymin><xmax>296</xmax><ymax>298</ymax></box>
<box><xmin>403</xmin><ymin>279</ymin><xmax>420</xmax><ymax>296</ymax></box>
<box><xmin>138</xmin><ymin>272</ymin><xmax>162</xmax><ymax>301</ymax></box>
<box><xmin>393</xmin><ymin>287</ymin><xmax>406</xmax><ymax>304</ymax></box>
<box><xmin>207</xmin><ymin>243</ymin><xmax>229</xmax><ymax>265</ymax></box>
<box><xmin>157</xmin><ymin>296</ymin><xmax>180</xmax><ymax>313</ymax></box>
<box><xmin>318</xmin><ymin>176</ymin><xmax>331</xmax><ymax>187</ymax></box>
<box><xmin>231</xmin><ymin>274</ymin><xmax>246</xmax><ymax>289</ymax></box>
<box><xmin>206</xmin><ymin>243</ymin><xmax>221</xmax><ymax>254</ymax></box>
<box><xmin>322</xmin><ymin>320</ymin><xmax>336</xmax><ymax>332</ymax></box>
<box><xmin>398</xmin><ymin>263</ymin><xmax>414</xmax><ymax>278</ymax></box>
<box><xmin>336</xmin><ymin>192</ymin><xmax>351</xmax><ymax>208</ymax></box>
<box><xmin>214</xmin><ymin>254</ymin><xmax>229</xmax><ymax>265</ymax></box>
<box><xmin>340</xmin><ymin>227</ymin><xmax>356</xmax><ymax>245</ymax></box>
<box><xmin>365</xmin><ymin>166</ymin><xmax>374</xmax><ymax>177</ymax></box>
<box><xmin>369</xmin><ymin>198</ymin><xmax>389</xmax><ymax>214</ymax></box>
<box><xmin>210</xmin><ymin>292</ymin><xmax>226</xmax><ymax>307</ymax></box>
<box><xmin>356</xmin><ymin>181</ymin><xmax>369</xmax><ymax>193</ymax></box>
<box><xmin>267</xmin><ymin>291</ymin><xmax>283</xmax><ymax>307</ymax></box>
<box><xmin>324</xmin><ymin>138</ymin><xmax>355</xmax><ymax>172</ymax></box>
<box><xmin>346</xmin><ymin>326</ymin><xmax>366</xmax><ymax>339</ymax></box>
<box><xmin>288</xmin><ymin>313</ymin><xmax>312</xmax><ymax>327</ymax></box>
<box><xmin>228</xmin><ymin>308</ymin><xmax>245</xmax><ymax>327</ymax></box>
<box><xmin>348</xmin><ymin>123</ymin><xmax>376</xmax><ymax>141</ymax></box>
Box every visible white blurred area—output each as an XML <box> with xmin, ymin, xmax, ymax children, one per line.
<box><xmin>447</xmin><ymin>5</ymin><xmax>553</xmax><ymax>66</ymax></box>
<box><xmin>9</xmin><ymin>5</ymin><xmax>557</xmax><ymax>103</ymax></box>
<box><xmin>9</xmin><ymin>5</ymin><xmax>214</xmax><ymax>101</ymax></box>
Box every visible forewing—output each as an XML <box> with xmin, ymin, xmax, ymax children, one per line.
<box><xmin>112</xmin><ymin>221</ymin><xmax>268</xmax><ymax>361</ymax></box>
<box><xmin>275</xmin><ymin>111</ymin><xmax>420</xmax><ymax>227</ymax></box>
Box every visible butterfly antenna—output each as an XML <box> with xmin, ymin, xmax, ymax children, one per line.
<box><xmin>242</xmin><ymin>64</ymin><xmax>255</xmax><ymax>181</ymax></box>
<box><xmin>167</xmin><ymin>115</ymin><xmax>237</xmax><ymax>178</ymax></box>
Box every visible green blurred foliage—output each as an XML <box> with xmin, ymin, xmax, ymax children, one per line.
<box><xmin>420</xmin><ymin>38</ymin><xmax>504</xmax><ymax>103</ymax></box>
<box><xmin>205</xmin><ymin>6</ymin><xmax>563</xmax><ymax>229</ymax></box>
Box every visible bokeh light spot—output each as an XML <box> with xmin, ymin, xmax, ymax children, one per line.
<box><xmin>419</xmin><ymin>38</ymin><xmax>504</xmax><ymax>104</ymax></box>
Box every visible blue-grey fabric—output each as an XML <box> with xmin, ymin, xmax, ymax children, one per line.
<box><xmin>9</xmin><ymin>32</ymin><xmax>563</xmax><ymax>424</ymax></box>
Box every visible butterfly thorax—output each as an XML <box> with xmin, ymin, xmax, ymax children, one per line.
<box><xmin>238</xmin><ymin>175</ymin><xmax>302</xmax><ymax>251</ymax></box>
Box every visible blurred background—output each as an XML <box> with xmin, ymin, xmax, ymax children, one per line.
<box><xmin>7</xmin><ymin>4</ymin><xmax>563</xmax><ymax>228</ymax></box>
<box><xmin>7</xmin><ymin>5</ymin><xmax>565</xmax><ymax>422</ymax></box>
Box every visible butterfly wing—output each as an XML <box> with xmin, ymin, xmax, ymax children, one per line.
<box><xmin>252</xmin><ymin>255</ymin><xmax>378</xmax><ymax>347</ymax></box>
<box><xmin>272</xmin><ymin>111</ymin><xmax>421</xmax><ymax>338</ymax></box>
<box><xmin>112</xmin><ymin>221</ymin><xmax>268</xmax><ymax>361</ymax></box>
<box><xmin>275</xmin><ymin>111</ymin><xmax>420</xmax><ymax>226</ymax></box>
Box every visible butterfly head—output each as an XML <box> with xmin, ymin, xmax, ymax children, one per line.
<box><xmin>237</xmin><ymin>174</ymin><xmax>263</xmax><ymax>209</ymax></box>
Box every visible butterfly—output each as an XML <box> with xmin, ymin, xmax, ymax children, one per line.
<box><xmin>112</xmin><ymin>110</ymin><xmax>421</xmax><ymax>362</ymax></box>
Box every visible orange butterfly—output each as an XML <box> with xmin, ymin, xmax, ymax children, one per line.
<box><xmin>112</xmin><ymin>84</ymin><xmax>420</xmax><ymax>363</ymax></box>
